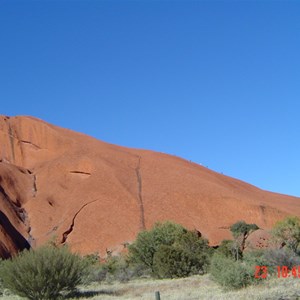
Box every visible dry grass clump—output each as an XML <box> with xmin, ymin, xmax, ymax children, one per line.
<box><xmin>2</xmin><ymin>274</ymin><xmax>300</xmax><ymax>299</ymax></box>
<box><xmin>74</xmin><ymin>274</ymin><xmax>300</xmax><ymax>300</ymax></box>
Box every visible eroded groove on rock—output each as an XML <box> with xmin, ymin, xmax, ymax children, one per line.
<box><xmin>135</xmin><ymin>156</ymin><xmax>145</xmax><ymax>230</ymax></box>
<box><xmin>0</xmin><ymin>211</ymin><xmax>30</xmax><ymax>255</ymax></box>
<box><xmin>4</xmin><ymin>119</ymin><xmax>25</xmax><ymax>165</ymax></box>
<box><xmin>20</xmin><ymin>140</ymin><xmax>41</xmax><ymax>149</ymax></box>
<box><xmin>7</xmin><ymin>123</ymin><xmax>15</xmax><ymax>163</ymax></box>
<box><xmin>61</xmin><ymin>199</ymin><xmax>99</xmax><ymax>244</ymax></box>
<box><xmin>0</xmin><ymin>184</ymin><xmax>30</xmax><ymax>227</ymax></box>
<box><xmin>32</xmin><ymin>174</ymin><xmax>37</xmax><ymax>197</ymax></box>
<box><xmin>69</xmin><ymin>171</ymin><xmax>91</xmax><ymax>175</ymax></box>
<box><xmin>0</xmin><ymin>182</ymin><xmax>32</xmax><ymax>251</ymax></box>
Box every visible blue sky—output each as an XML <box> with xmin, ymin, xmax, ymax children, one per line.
<box><xmin>1</xmin><ymin>0</ymin><xmax>299</xmax><ymax>197</ymax></box>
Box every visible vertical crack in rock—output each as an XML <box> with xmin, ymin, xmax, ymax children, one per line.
<box><xmin>259</xmin><ymin>205</ymin><xmax>267</xmax><ymax>226</ymax></box>
<box><xmin>6</xmin><ymin>120</ymin><xmax>25</xmax><ymax>166</ymax></box>
<box><xmin>135</xmin><ymin>156</ymin><xmax>145</xmax><ymax>230</ymax></box>
<box><xmin>61</xmin><ymin>199</ymin><xmax>99</xmax><ymax>244</ymax></box>
<box><xmin>7</xmin><ymin>124</ymin><xmax>15</xmax><ymax>163</ymax></box>
<box><xmin>21</xmin><ymin>209</ymin><xmax>35</xmax><ymax>247</ymax></box>
<box><xmin>32</xmin><ymin>174</ymin><xmax>37</xmax><ymax>197</ymax></box>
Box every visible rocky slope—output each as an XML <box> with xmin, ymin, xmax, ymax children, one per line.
<box><xmin>0</xmin><ymin>115</ymin><xmax>299</xmax><ymax>258</ymax></box>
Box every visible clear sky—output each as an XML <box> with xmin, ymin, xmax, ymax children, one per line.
<box><xmin>1</xmin><ymin>0</ymin><xmax>299</xmax><ymax>197</ymax></box>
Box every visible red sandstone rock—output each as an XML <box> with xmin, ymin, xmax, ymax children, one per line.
<box><xmin>245</xmin><ymin>229</ymin><xmax>271</xmax><ymax>251</ymax></box>
<box><xmin>1</xmin><ymin>115</ymin><xmax>300</xmax><ymax>258</ymax></box>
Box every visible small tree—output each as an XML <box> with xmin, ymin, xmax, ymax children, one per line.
<box><xmin>272</xmin><ymin>216</ymin><xmax>300</xmax><ymax>254</ymax></box>
<box><xmin>216</xmin><ymin>239</ymin><xmax>242</xmax><ymax>260</ymax></box>
<box><xmin>0</xmin><ymin>245</ymin><xmax>86</xmax><ymax>300</ymax></box>
<box><xmin>230</xmin><ymin>221</ymin><xmax>259</xmax><ymax>260</ymax></box>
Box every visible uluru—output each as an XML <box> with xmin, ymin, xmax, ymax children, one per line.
<box><xmin>1</xmin><ymin>115</ymin><xmax>300</xmax><ymax>259</ymax></box>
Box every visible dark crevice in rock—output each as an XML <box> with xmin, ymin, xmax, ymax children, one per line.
<box><xmin>46</xmin><ymin>196</ymin><xmax>55</xmax><ymax>207</ymax></box>
<box><xmin>0</xmin><ymin>184</ymin><xmax>29</xmax><ymax>228</ymax></box>
<box><xmin>32</xmin><ymin>174</ymin><xmax>37</xmax><ymax>197</ymax></box>
<box><xmin>19</xmin><ymin>140</ymin><xmax>41</xmax><ymax>149</ymax></box>
<box><xmin>218</xmin><ymin>226</ymin><xmax>230</xmax><ymax>229</ymax></box>
<box><xmin>69</xmin><ymin>171</ymin><xmax>91</xmax><ymax>175</ymax></box>
<box><xmin>61</xmin><ymin>199</ymin><xmax>99</xmax><ymax>244</ymax></box>
<box><xmin>259</xmin><ymin>205</ymin><xmax>267</xmax><ymax>225</ymax></box>
<box><xmin>135</xmin><ymin>156</ymin><xmax>145</xmax><ymax>230</ymax></box>
<box><xmin>0</xmin><ymin>181</ymin><xmax>33</xmax><ymax>254</ymax></box>
<box><xmin>0</xmin><ymin>211</ymin><xmax>30</xmax><ymax>257</ymax></box>
<box><xmin>7</xmin><ymin>124</ymin><xmax>15</xmax><ymax>163</ymax></box>
<box><xmin>0</xmin><ymin>185</ymin><xmax>20</xmax><ymax>209</ymax></box>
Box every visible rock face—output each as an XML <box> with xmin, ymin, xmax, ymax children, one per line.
<box><xmin>1</xmin><ymin>115</ymin><xmax>300</xmax><ymax>258</ymax></box>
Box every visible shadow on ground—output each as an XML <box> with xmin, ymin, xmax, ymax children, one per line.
<box><xmin>67</xmin><ymin>288</ymin><xmax>124</xmax><ymax>299</ymax></box>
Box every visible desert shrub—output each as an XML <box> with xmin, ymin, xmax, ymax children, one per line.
<box><xmin>243</xmin><ymin>249</ymin><xmax>268</xmax><ymax>267</ymax></box>
<box><xmin>210</xmin><ymin>254</ymin><xmax>255</xmax><ymax>289</ymax></box>
<box><xmin>216</xmin><ymin>239</ymin><xmax>242</xmax><ymax>260</ymax></box>
<box><xmin>0</xmin><ymin>245</ymin><xmax>86</xmax><ymax>300</ymax></box>
<box><xmin>153</xmin><ymin>244</ymin><xmax>196</xmax><ymax>278</ymax></box>
<box><xmin>101</xmin><ymin>255</ymin><xmax>130</xmax><ymax>282</ymax></box>
<box><xmin>86</xmin><ymin>262</ymin><xmax>108</xmax><ymax>283</ymax></box>
<box><xmin>128</xmin><ymin>221</ymin><xmax>187</xmax><ymax>272</ymax></box>
<box><xmin>82</xmin><ymin>252</ymin><xmax>100</xmax><ymax>266</ymax></box>
<box><xmin>263</xmin><ymin>248</ymin><xmax>300</xmax><ymax>272</ymax></box>
<box><xmin>82</xmin><ymin>253</ymin><xmax>106</xmax><ymax>284</ymax></box>
<box><xmin>153</xmin><ymin>230</ymin><xmax>211</xmax><ymax>278</ymax></box>
<box><xmin>271</xmin><ymin>216</ymin><xmax>300</xmax><ymax>254</ymax></box>
<box><xmin>243</xmin><ymin>247</ymin><xmax>300</xmax><ymax>275</ymax></box>
<box><xmin>87</xmin><ymin>255</ymin><xmax>149</xmax><ymax>283</ymax></box>
<box><xmin>129</xmin><ymin>222</ymin><xmax>211</xmax><ymax>278</ymax></box>
<box><xmin>110</xmin><ymin>256</ymin><xmax>149</xmax><ymax>282</ymax></box>
<box><xmin>0</xmin><ymin>278</ymin><xmax>2</xmax><ymax>296</ymax></box>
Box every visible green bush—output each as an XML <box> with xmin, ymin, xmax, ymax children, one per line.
<box><xmin>87</xmin><ymin>255</ymin><xmax>149</xmax><ymax>283</ymax></box>
<box><xmin>129</xmin><ymin>221</ymin><xmax>211</xmax><ymax>278</ymax></box>
<box><xmin>263</xmin><ymin>248</ymin><xmax>300</xmax><ymax>272</ymax></box>
<box><xmin>210</xmin><ymin>254</ymin><xmax>255</xmax><ymax>289</ymax></box>
<box><xmin>216</xmin><ymin>239</ymin><xmax>242</xmax><ymax>260</ymax></box>
<box><xmin>106</xmin><ymin>255</ymin><xmax>149</xmax><ymax>282</ymax></box>
<box><xmin>128</xmin><ymin>221</ymin><xmax>187</xmax><ymax>272</ymax></box>
<box><xmin>243</xmin><ymin>247</ymin><xmax>300</xmax><ymax>275</ymax></box>
<box><xmin>82</xmin><ymin>252</ymin><xmax>100</xmax><ymax>267</ymax></box>
<box><xmin>153</xmin><ymin>230</ymin><xmax>211</xmax><ymax>278</ymax></box>
<box><xmin>153</xmin><ymin>245</ymin><xmax>194</xmax><ymax>278</ymax></box>
<box><xmin>271</xmin><ymin>216</ymin><xmax>300</xmax><ymax>254</ymax></box>
<box><xmin>0</xmin><ymin>277</ymin><xmax>3</xmax><ymax>296</ymax></box>
<box><xmin>243</xmin><ymin>249</ymin><xmax>268</xmax><ymax>267</ymax></box>
<box><xmin>0</xmin><ymin>245</ymin><xmax>86</xmax><ymax>300</ymax></box>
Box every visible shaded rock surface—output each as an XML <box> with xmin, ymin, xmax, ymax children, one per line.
<box><xmin>1</xmin><ymin>115</ymin><xmax>300</xmax><ymax>257</ymax></box>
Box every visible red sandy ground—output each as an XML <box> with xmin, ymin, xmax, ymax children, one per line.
<box><xmin>0</xmin><ymin>116</ymin><xmax>299</xmax><ymax>258</ymax></box>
